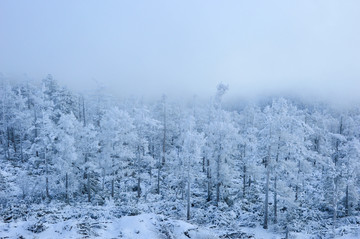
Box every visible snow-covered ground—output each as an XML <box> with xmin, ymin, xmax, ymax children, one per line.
<box><xmin>0</xmin><ymin>212</ymin><xmax>218</xmax><ymax>239</ymax></box>
<box><xmin>1</xmin><ymin>210</ymin><xmax>359</xmax><ymax>239</ymax></box>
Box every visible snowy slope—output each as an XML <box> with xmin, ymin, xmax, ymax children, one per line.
<box><xmin>1</xmin><ymin>210</ymin><xmax>359</xmax><ymax>239</ymax></box>
<box><xmin>0</xmin><ymin>213</ymin><xmax>218</xmax><ymax>239</ymax></box>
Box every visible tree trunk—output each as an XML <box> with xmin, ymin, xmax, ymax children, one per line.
<box><xmin>19</xmin><ymin>132</ymin><xmax>24</xmax><ymax>163</ymax></box>
<box><xmin>273</xmin><ymin>137</ymin><xmax>280</xmax><ymax>224</ymax></box>
<box><xmin>1</xmin><ymin>129</ymin><xmax>7</xmax><ymax>159</ymax></box>
<box><xmin>82</xmin><ymin>97</ymin><xmax>86</xmax><ymax>126</ymax></box>
<box><xmin>78</xmin><ymin>96</ymin><xmax>82</xmax><ymax>122</ymax></box>
<box><xmin>243</xmin><ymin>165</ymin><xmax>246</xmax><ymax>198</ymax></box>
<box><xmin>345</xmin><ymin>184</ymin><xmax>349</xmax><ymax>216</ymax></box>
<box><xmin>264</xmin><ymin>167</ymin><xmax>270</xmax><ymax>229</ymax></box>
<box><xmin>34</xmin><ymin>108</ymin><xmax>38</xmax><ymax>139</ymax></box>
<box><xmin>111</xmin><ymin>178</ymin><xmax>114</xmax><ymax>198</ymax></box>
<box><xmin>2</xmin><ymin>95</ymin><xmax>9</xmax><ymax>160</ymax></box>
<box><xmin>137</xmin><ymin>177</ymin><xmax>141</xmax><ymax>198</ymax></box>
<box><xmin>111</xmin><ymin>157</ymin><xmax>115</xmax><ymax>198</ymax></box>
<box><xmin>6</xmin><ymin>127</ymin><xmax>10</xmax><ymax>160</ymax></box>
<box><xmin>137</xmin><ymin>146</ymin><xmax>141</xmax><ymax>198</ymax></box>
<box><xmin>216</xmin><ymin>152</ymin><xmax>220</xmax><ymax>206</ymax></box>
<box><xmin>162</xmin><ymin>99</ymin><xmax>166</xmax><ymax>165</ymax></box>
<box><xmin>202</xmin><ymin>157</ymin><xmax>205</xmax><ymax>173</ymax></box>
<box><xmin>333</xmin><ymin>177</ymin><xmax>338</xmax><ymax>231</ymax></box>
<box><xmin>187</xmin><ymin>169</ymin><xmax>191</xmax><ymax>220</ymax></box>
<box><xmin>45</xmin><ymin>148</ymin><xmax>49</xmax><ymax>199</ymax></box>
<box><xmin>46</xmin><ymin>175</ymin><xmax>49</xmax><ymax>199</ymax></box>
<box><xmin>207</xmin><ymin>158</ymin><xmax>211</xmax><ymax>202</ymax></box>
<box><xmin>26</xmin><ymin>83</ymin><xmax>31</xmax><ymax>109</ymax></box>
<box><xmin>274</xmin><ymin>176</ymin><xmax>277</xmax><ymax>224</ymax></box>
<box><xmin>65</xmin><ymin>173</ymin><xmax>69</xmax><ymax>204</ymax></box>
<box><xmin>102</xmin><ymin>168</ymin><xmax>105</xmax><ymax>191</ymax></box>
<box><xmin>11</xmin><ymin>128</ymin><xmax>16</xmax><ymax>153</ymax></box>
<box><xmin>157</xmin><ymin>157</ymin><xmax>161</xmax><ymax>194</ymax></box>
<box><xmin>87</xmin><ymin>174</ymin><xmax>91</xmax><ymax>202</ymax></box>
<box><xmin>263</xmin><ymin>145</ymin><xmax>271</xmax><ymax>229</ymax></box>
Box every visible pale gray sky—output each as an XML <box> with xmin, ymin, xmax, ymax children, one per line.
<box><xmin>1</xmin><ymin>0</ymin><xmax>359</xmax><ymax>103</ymax></box>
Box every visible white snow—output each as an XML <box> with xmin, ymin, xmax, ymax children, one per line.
<box><xmin>0</xmin><ymin>213</ymin><xmax>219</xmax><ymax>239</ymax></box>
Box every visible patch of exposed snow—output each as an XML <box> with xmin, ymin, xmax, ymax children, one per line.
<box><xmin>0</xmin><ymin>213</ymin><xmax>218</xmax><ymax>239</ymax></box>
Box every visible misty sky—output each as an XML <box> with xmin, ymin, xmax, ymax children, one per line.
<box><xmin>1</xmin><ymin>0</ymin><xmax>360</xmax><ymax>103</ymax></box>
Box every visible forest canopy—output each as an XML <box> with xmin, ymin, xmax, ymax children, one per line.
<box><xmin>0</xmin><ymin>76</ymin><xmax>360</xmax><ymax>238</ymax></box>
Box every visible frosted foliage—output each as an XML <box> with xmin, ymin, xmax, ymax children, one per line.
<box><xmin>0</xmin><ymin>79</ymin><xmax>359</xmax><ymax>238</ymax></box>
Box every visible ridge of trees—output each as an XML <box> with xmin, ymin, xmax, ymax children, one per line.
<box><xmin>1</xmin><ymin>76</ymin><xmax>359</xmax><ymax>235</ymax></box>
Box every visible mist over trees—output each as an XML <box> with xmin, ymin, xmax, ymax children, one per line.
<box><xmin>1</xmin><ymin>76</ymin><xmax>360</xmax><ymax>238</ymax></box>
